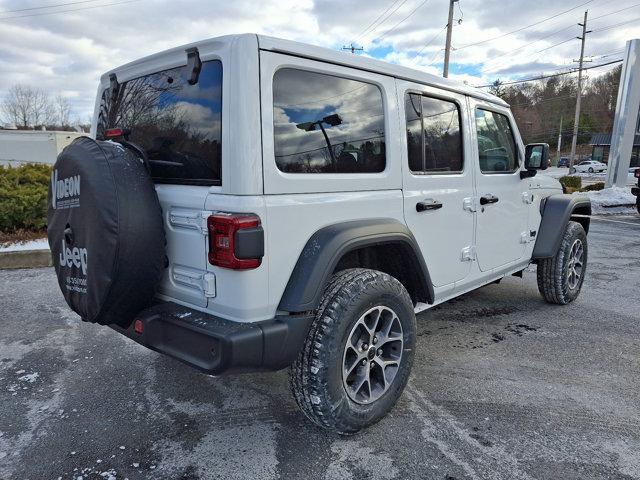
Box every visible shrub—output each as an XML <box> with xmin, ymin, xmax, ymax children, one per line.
<box><xmin>580</xmin><ymin>182</ymin><xmax>605</xmax><ymax>192</ymax></box>
<box><xmin>0</xmin><ymin>163</ymin><xmax>51</xmax><ymax>233</ymax></box>
<box><xmin>559</xmin><ymin>175</ymin><xmax>581</xmax><ymax>190</ymax></box>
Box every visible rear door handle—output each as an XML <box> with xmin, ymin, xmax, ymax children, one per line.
<box><xmin>416</xmin><ymin>199</ymin><xmax>443</xmax><ymax>212</ymax></box>
<box><xmin>480</xmin><ymin>194</ymin><xmax>499</xmax><ymax>205</ymax></box>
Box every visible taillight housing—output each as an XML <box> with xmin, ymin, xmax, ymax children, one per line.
<box><xmin>635</xmin><ymin>168</ymin><xmax>640</xmax><ymax>179</ymax></box>
<box><xmin>207</xmin><ymin>213</ymin><xmax>264</xmax><ymax>269</ymax></box>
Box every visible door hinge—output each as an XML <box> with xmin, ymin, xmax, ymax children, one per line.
<box><xmin>172</xmin><ymin>266</ymin><xmax>217</xmax><ymax>298</ymax></box>
<box><xmin>461</xmin><ymin>246</ymin><xmax>476</xmax><ymax>261</ymax></box>
<box><xmin>463</xmin><ymin>197</ymin><xmax>477</xmax><ymax>212</ymax></box>
<box><xmin>169</xmin><ymin>209</ymin><xmax>211</xmax><ymax>235</ymax></box>
<box><xmin>521</xmin><ymin>192</ymin><xmax>534</xmax><ymax>204</ymax></box>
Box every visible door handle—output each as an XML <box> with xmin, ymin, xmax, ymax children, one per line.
<box><xmin>416</xmin><ymin>199</ymin><xmax>443</xmax><ymax>212</ymax></box>
<box><xmin>480</xmin><ymin>194</ymin><xmax>499</xmax><ymax>205</ymax></box>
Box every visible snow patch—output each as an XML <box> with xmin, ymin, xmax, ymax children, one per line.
<box><xmin>574</xmin><ymin>187</ymin><xmax>637</xmax><ymax>215</ymax></box>
<box><xmin>0</xmin><ymin>238</ymin><xmax>49</xmax><ymax>252</ymax></box>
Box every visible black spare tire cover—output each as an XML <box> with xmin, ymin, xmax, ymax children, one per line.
<box><xmin>47</xmin><ymin>137</ymin><xmax>165</xmax><ymax>327</ymax></box>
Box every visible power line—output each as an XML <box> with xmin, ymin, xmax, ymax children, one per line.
<box><xmin>0</xmin><ymin>0</ymin><xmax>142</xmax><ymax>20</ymax></box>
<box><xmin>374</xmin><ymin>0</ymin><xmax>432</xmax><ymax>43</ymax></box>
<box><xmin>476</xmin><ymin>58</ymin><xmax>622</xmax><ymax>87</ymax></box>
<box><xmin>456</xmin><ymin>0</ymin><xmax>595</xmax><ymax>50</ymax></box>
<box><xmin>412</xmin><ymin>25</ymin><xmax>448</xmax><ymax>60</ymax></box>
<box><xmin>0</xmin><ymin>0</ymin><xmax>105</xmax><ymax>14</ymax></box>
<box><xmin>352</xmin><ymin>0</ymin><xmax>405</xmax><ymax>44</ymax></box>
<box><xmin>355</xmin><ymin>0</ymin><xmax>410</xmax><ymax>44</ymax></box>
<box><xmin>480</xmin><ymin>1</ymin><xmax>638</xmax><ymax>70</ymax></box>
<box><xmin>591</xmin><ymin>15</ymin><xmax>640</xmax><ymax>32</ymax></box>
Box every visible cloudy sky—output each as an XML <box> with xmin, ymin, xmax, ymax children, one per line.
<box><xmin>0</xmin><ymin>0</ymin><xmax>638</xmax><ymax>122</ymax></box>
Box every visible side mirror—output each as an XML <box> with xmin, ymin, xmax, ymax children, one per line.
<box><xmin>524</xmin><ymin>143</ymin><xmax>549</xmax><ymax>170</ymax></box>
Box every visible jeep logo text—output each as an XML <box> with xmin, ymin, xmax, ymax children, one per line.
<box><xmin>59</xmin><ymin>240</ymin><xmax>88</xmax><ymax>275</ymax></box>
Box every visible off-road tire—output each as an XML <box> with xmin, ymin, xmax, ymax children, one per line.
<box><xmin>289</xmin><ymin>268</ymin><xmax>416</xmax><ymax>434</ymax></box>
<box><xmin>537</xmin><ymin>221</ymin><xmax>588</xmax><ymax>304</ymax></box>
<box><xmin>636</xmin><ymin>196</ymin><xmax>640</xmax><ymax>215</ymax></box>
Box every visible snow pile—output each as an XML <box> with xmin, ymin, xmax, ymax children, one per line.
<box><xmin>574</xmin><ymin>186</ymin><xmax>637</xmax><ymax>215</ymax></box>
<box><xmin>0</xmin><ymin>238</ymin><xmax>49</xmax><ymax>252</ymax></box>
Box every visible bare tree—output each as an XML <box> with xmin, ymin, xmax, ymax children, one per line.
<box><xmin>1</xmin><ymin>84</ymin><xmax>55</xmax><ymax>128</ymax></box>
<box><xmin>54</xmin><ymin>94</ymin><xmax>71</xmax><ymax>127</ymax></box>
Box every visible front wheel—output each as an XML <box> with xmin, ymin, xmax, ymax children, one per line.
<box><xmin>537</xmin><ymin>221</ymin><xmax>588</xmax><ymax>304</ymax></box>
<box><xmin>289</xmin><ymin>268</ymin><xmax>416</xmax><ymax>434</ymax></box>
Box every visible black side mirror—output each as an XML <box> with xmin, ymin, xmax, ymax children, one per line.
<box><xmin>524</xmin><ymin>143</ymin><xmax>549</xmax><ymax>170</ymax></box>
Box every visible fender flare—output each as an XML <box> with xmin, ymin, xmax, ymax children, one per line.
<box><xmin>532</xmin><ymin>194</ymin><xmax>591</xmax><ymax>259</ymax></box>
<box><xmin>278</xmin><ymin>218</ymin><xmax>434</xmax><ymax>312</ymax></box>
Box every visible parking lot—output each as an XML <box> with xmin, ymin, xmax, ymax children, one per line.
<box><xmin>1</xmin><ymin>215</ymin><xmax>639</xmax><ymax>480</ymax></box>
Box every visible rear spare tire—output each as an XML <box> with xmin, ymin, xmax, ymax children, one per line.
<box><xmin>47</xmin><ymin>137</ymin><xmax>165</xmax><ymax>327</ymax></box>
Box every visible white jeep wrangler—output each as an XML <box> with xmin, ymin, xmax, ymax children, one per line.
<box><xmin>47</xmin><ymin>34</ymin><xmax>591</xmax><ymax>434</ymax></box>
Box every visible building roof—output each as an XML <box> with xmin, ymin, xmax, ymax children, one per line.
<box><xmin>590</xmin><ymin>132</ymin><xmax>640</xmax><ymax>146</ymax></box>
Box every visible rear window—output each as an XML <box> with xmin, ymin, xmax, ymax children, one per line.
<box><xmin>96</xmin><ymin>60</ymin><xmax>223</xmax><ymax>185</ymax></box>
<box><xmin>272</xmin><ymin>68</ymin><xmax>386</xmax><ymax>174</ymax></box>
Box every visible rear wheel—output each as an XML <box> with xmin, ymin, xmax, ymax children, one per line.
<box><xmin>289</xmin><ymin>268</ymin><xmax>416</xmax><ymax>434</ymax></box>
<box><xmin>636</xmin><ymin>196</ymin><xmax>640</xmax><ymax>215</ymax></box>
<box><xmin>537</xmin><ymin>221</ymin><xmax>587</xmax><ymax>304</ymax></box>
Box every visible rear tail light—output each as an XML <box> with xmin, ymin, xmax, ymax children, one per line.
<box><xmin>635</xmin><ymin>168</ymin><xmax>640</xmax><ymax>179</ymax></box>
<box><xmin>207</xmin><ymin>213</ymin><xmax>264</xmax><ymax>269</ymax></box>
<box><xmin>104</xmin><ymin>128</ymin><xmax>125</xmax><ymax>139</ymax></box>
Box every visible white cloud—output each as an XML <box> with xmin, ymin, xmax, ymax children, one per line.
<box><xmin>0</xmin><ymin>0</ymin><xmax>638</xmax><ymax>122</ymax></box>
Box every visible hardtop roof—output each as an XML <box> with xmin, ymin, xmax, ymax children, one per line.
<box><xmin>257</xmin><ymin>34</ymin><xmax>507</xmax><ymax>107</ymax></box>
<box><xmin>101</xmin><ymin>33</ymin><xmax>507</xmax><ymax>107</ymax></box>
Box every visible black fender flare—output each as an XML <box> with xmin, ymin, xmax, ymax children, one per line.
<box><xmin>532</xmin><ymin>194</ymin><xmax>591</xmax><ymax>259</ymax></box>
<box><xmin>278</xmin><ymin>218</ymin><xmax>434</xmax><ymax>312</ymax></box>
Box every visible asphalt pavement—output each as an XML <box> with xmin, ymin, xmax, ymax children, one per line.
<box><xmin>1</xmin><ymin>215</ymin><xmax>639</xmax><ymax>480</ymax></box>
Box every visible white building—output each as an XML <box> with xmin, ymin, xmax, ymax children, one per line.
<box><xmin>0</xmin><ymin>130</ymin><xmax>84</xmax><ymax>167</ymax></box>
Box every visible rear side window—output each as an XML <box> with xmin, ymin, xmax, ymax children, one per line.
<box><xmin>475</xmin><ymin>109</ymin><xmax>518</xmax><ymax>174</ymax></box>
<box><xmin>405</xmin><ymin>93</ymin><xmax>463</xmax><ymax>174</ymax></box>
<box><xmin>96</xmin><ymin>60</ymin><xmax>223</xmax><ymax>185</ymax></box>
<box><xmin>273</xmin><ymin>68</ymin><xmax>385</xmax><ymax>174</ymax></box>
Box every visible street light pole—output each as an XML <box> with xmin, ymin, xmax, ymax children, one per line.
<box><xmin>443</xmin><ymin>0</ymin><xmax>458</xmax><ymax>78</ymax></box>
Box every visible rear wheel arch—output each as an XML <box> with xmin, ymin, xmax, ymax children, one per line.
<box><xmin>278</xmin><ymin>219</ymin><xmax>434</xmax><ymax>313</ymax></box>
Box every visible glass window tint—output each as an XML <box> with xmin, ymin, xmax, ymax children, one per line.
<box><xmin>97</xmin><ymin>60</ymin><xmax>223</xmax><ymax>185</ymax></box>
<box><xmin>273</xmin><ymin>68</ymin><xmax>385</xmax><ymax>174</ymax></box>
<box><xmin>405</xmin><ymin>94</ymin><xmax>463</xmax><ymax>174</ymax></box>
<box><xmin>475</xmin><ymin>109</ymin><xmax>518</xmax><ymax>174</ymax></box>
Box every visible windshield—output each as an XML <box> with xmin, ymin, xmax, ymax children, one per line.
<box><xmin>96</xmin><ymin>60</ymin><xmax>223</xmax><ymax>185</ymax></box>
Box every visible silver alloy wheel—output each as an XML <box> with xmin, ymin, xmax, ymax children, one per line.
<box><xmin>566</xmin><ymin>239</ymin><xmax>584</xmax><ymax>290</ymax></box>
<box><xmin>342</xmin><ymin>306</ymin><xmax>403</xmax><ymax>405</ymax></box>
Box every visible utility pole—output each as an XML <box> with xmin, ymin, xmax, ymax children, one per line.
<box><xmin>557</xmin><ymin>116</ymin><xmax>563</xmax><ymax>161</ymax></box>
<box><xmin>342</xmin><ymin>44</ymin><xmax>363</xmax><ymax>54</ymax></box>
<box><xmin>443</xmin><ymin>0</ymin><xmax>458</xmax><ymax>78</ymax></box>
<box><xmin>569</xmin><ymin>11</ymin><xmax>591</xmax><ymax>169</ymax></box>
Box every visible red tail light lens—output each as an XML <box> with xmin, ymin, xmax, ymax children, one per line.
<box><xmin>635</xmin><ymin>168</ymin><xmax>640</xmax><ymax>178</ymax></box>
<box><xmin>207</xmin><ymin>213</ymin><xmax>263</xmax><ymax>269</ymax></box>
<box><xmin>104</xmin><ymin>128</ymin><xmax>124</xmax><ymax>138</ymax></box>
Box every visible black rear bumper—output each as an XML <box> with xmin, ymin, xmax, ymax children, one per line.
<box><xmin>111</xmin><ymin>302</ymin><xmax>313</xmax><ymax>375</ymax></box>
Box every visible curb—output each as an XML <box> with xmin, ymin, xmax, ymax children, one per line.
<box><xmin>0</xmin><ymin>250</ymin><xmax>52</xmax><ymax>270</ymax></box>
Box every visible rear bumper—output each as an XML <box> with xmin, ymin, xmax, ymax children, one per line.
<box><xmin>111</xmin><ymin>302</ymin><xmax>313</xmax><ymax>375</ymax></box>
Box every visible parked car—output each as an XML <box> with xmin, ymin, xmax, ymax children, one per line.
<box><xmin>557</xmin><ymin>156</ymin><xmax>570</xmax><ymax>167</ymax></box>
<box><xmin>47</xmin><ymin>34</ymin><xmax>592</xmax><ymax>434</ymax></box>
<box><xmin>631</xmin><ymin>167</ymin><xmax>640</xmax><ymax>214</ymax></box>
<box><xmin>570</xmin><ymin>160</ymin><xmax>607</xmax><ymax>173</ymax></box>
